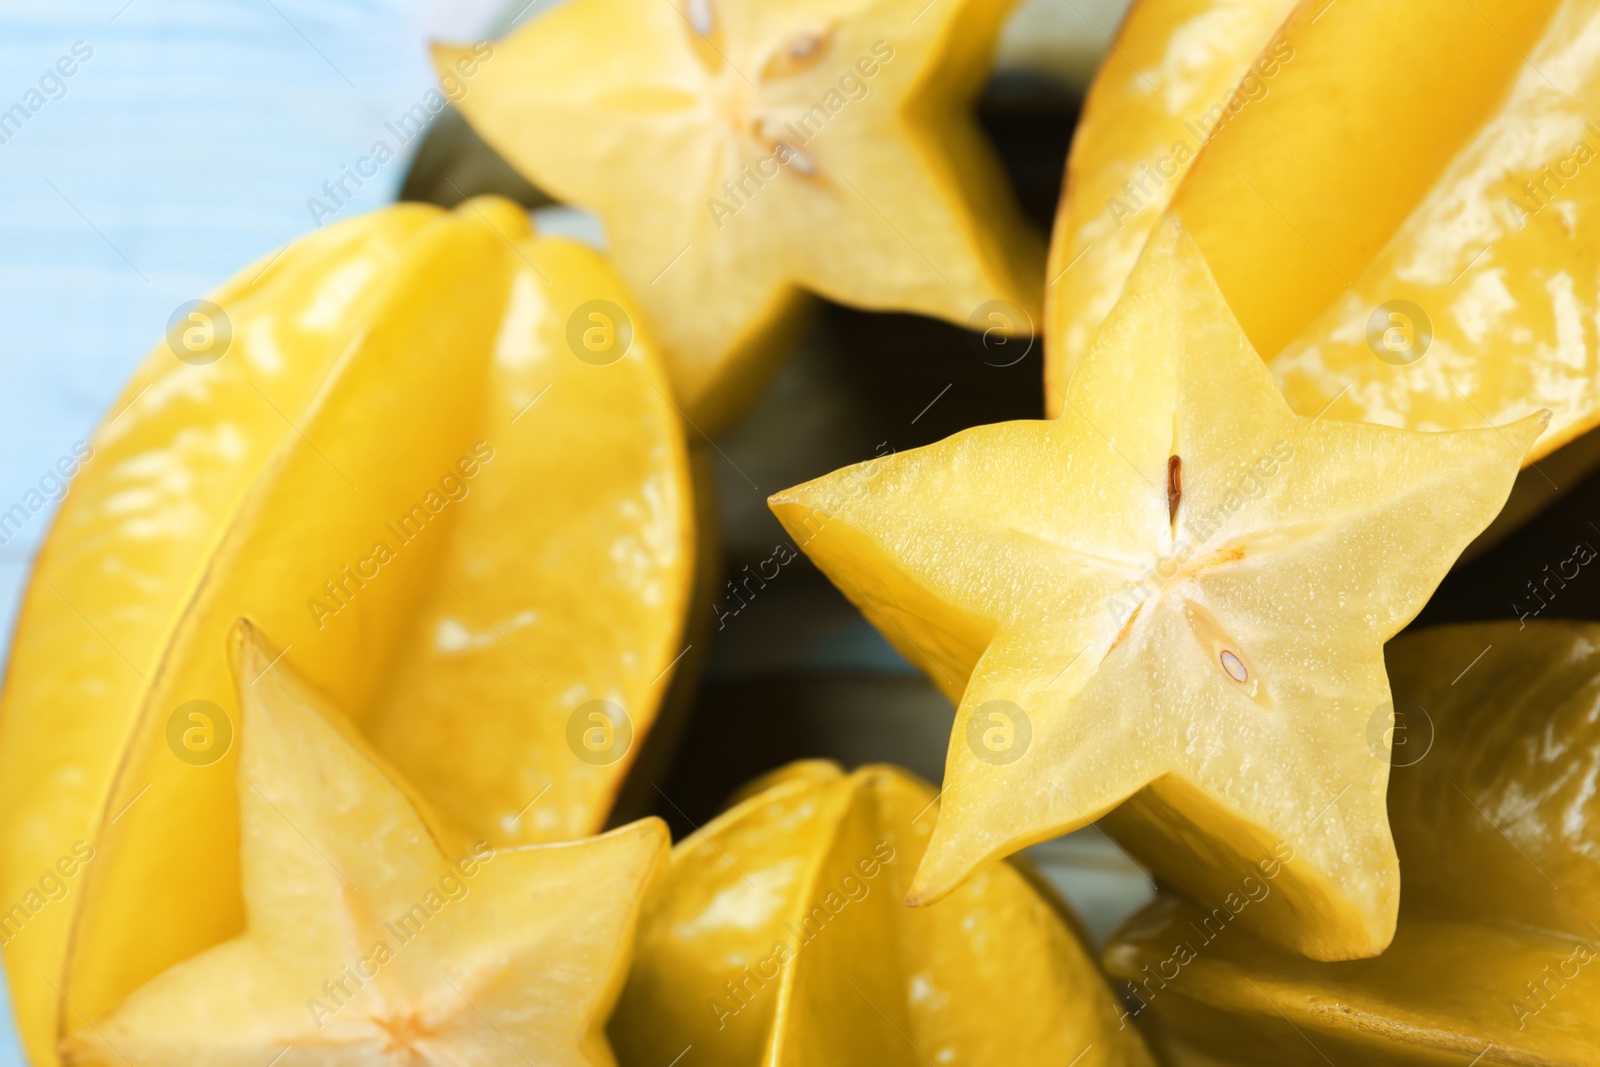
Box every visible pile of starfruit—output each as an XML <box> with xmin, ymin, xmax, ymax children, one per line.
<box><xmin>3</xmin><ymin>0</ymin><xmax>1599</xmax><ymax>1063</ymax></box>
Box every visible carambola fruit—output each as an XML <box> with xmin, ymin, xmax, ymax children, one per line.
<box><xmin>440</xmin><ymin>0</ymin><xmax>1046</xmax><ymax>431</ymax></box>
<box><xmin>610</xmin><ymin>760</ymin><xmax>1155</xmax><ymax>1067</ymax></box>
<box><xmin>1044</xmin><ymin>0</ymin><xmax>1297</xmax><ymax>402</ymax></box>
<box><xmin>1047</xmin><ymin>0</ymin><xmax>1600</xmax><ymax>518</ymax></box>
<box><xmin>770</xmin><ymin>218</ymin><xmax>1543</xmax><ymax>960</ymax></box>
<box><xmin>1105</xmin><ymin>620</ymin><xmax>1600</xmax><ymax>1066</ymax></box>
<box><xmin>0</xmin><ymin>197</ymin><xmax>695</xmax><ymax>1065</ymax></box>
<box><xmin>59</xmin><ymin>623</ymin><xmax>667</xmax><ymax>1066</ymax></box>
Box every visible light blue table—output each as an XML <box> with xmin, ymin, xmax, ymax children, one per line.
<box><xmin>0</xmin><ymin>0</ymin><xmax>502</xmax><ymax>1059</ymax></box>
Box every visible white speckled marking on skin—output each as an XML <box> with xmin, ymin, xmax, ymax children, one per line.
<box><xmin>296</xmin><ymin>258</ymin><xmax>375</xmax><ymax>331</ymax></box>
<box><xmin>1152</xmin><ymin>2</ymin><xmax>1273</xmax><ymax>114</ymax></box>
<box><xmin>492</xmin><ymin>270</ymin><xmax>550</xmax><ymax>371</ymax></box>
<box><xmin>243</xmin><ymin>314</ymin><xmax>286</xmax><ymax>375</ymax></box>
<box><xmin>672</xmin><ymin>858</ymin><xmax>803</xmax><ymax>938</ymax></box>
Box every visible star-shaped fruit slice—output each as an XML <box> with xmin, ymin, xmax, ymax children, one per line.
<box><xmin>770</xmin><ymin>218</ymin><xmax>1545</xmax><ymax>960</ymax></box>
<box><xmin>610</xmin><ymin>760</ymin><xmax>1155</xmax><ymax>1067</ymax></box>
<box><xmin>1105</xmin><ymin>620</ymin><xmax>1600</xmax><ymax>1066</ymax></box>
<box><xmin>60</xmin><ymin>622</ymin><xmax>666</xmax><ymax>1066</ymax></box>
<box><xmin>439</xmin><ymin>0</ymin><xmax>1045</xmax><ymax>430</ymax></box>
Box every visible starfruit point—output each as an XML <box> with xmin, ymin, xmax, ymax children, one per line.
<box><xmin>772</xmin><ymin>216</ymin><xmax>1546</xmax><ymax>960</ymax></box>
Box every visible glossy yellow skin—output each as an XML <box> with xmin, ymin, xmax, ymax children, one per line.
<box><xmin>440</xmin><ymin>0</ymin><xmax>1045</xmax><ymax>432</ymax></box>
<box><xmin>610</xmin><ymin>760</ymin><xmax>1154</xmax><ymax>1067</ymax></box>
<box><xmin>1043</xmin><ymin>0</ymin><xmax>1297</xmax><ymax>411</ymax></box>
<box><xmin>0</xmin><ymin>198</ymin><xmax>695</xmax><ymax>1065</ymax></box>
<box><xmin>1048</xmin><ymin>0</ymin><xmax>1600</xmax><ymax>476</ymax></box>
<box><xmin>1104</xmin><ymin>620</ymin><xmax>1600</xmax><ymax>1066</ymax></box>
<box><xmin>770</xmin><ymin>220</ymin><xmax>1543</xmax><ymax>960</ymax></box>
<box><xmin>60</xmin><ymin>624</ymin><xmax>668</xmax><ymax>1066</ymax></box>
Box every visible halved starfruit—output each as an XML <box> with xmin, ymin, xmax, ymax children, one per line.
<box><xmin>1044</xmin><ymin>0</ymin><xmax>1297</xmax><ymax>401</ymax></box>
<box><xmin>0</xmin><ymin>198</ymin><xmax>695</xmax><ymax>1066</ymax></box>
<box><xmin>58</xmin><ymin>622</ymin><xmax>667</xmax><ymax>1065</ymax></box>
<box><xmin>1105</xmin><ymin>619</ymin><xmax>1600</xmax><ymax>1066</ymax></box>
<box><xmin>770</xmin><ymin>218</ymin><xmax>1542</xmax><ymax>960</ymax></box>
<box><xmin>1047</xmin><ymin>0</ymin><xmax>1600</xmax><ymax>524</ymax></box>
<box><xmin>439</xmin><ymin>0</ymin><xmax>1046</xmax><ymax>431</ymax></box>
<box><xmin>610</xmin><ymin>759</ymin><xmax>1155</xmax><ymax>1067</ymax></box>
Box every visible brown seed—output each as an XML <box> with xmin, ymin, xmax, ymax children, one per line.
<box><xmin>1167</xmin><ymin>454</ymin><xmax>1182</xmax><ymax>524</ymax></box>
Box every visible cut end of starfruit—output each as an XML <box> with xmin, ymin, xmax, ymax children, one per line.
<box><xmin>1104</xmin><ymin>619</ymin><xmax>1600</xmax><ymax>1067</ymax></box>
<box><xmin>58</xmin><ymin>620</ymin><xmax>667</xmax><ymax>1066</ymax></box>
<box><xmin>437</xmin><ymin>0</ymin><xmax>1045</xmax><ymax>432</ymax></box>
<box><xmin>772</xmin><ymin>218</ymin><xmax>1544</xmax><ymax>961</ymax></box>
<box><xmin>610</xmin><ymin>759</ymin><xmax>1155</xmax><ymax>1067</ymax></box>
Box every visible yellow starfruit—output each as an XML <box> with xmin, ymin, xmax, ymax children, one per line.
<box><xmin>58</xmin><ymin>622</ymin><xmax>667</xmax><ymax>1066</ymax></box>
<box><xmin>1104</xmin><ymin>620</ymin><xmax>1600</xmax><ymax>1066</ymax></box>
<box><xmin>0</xmin><ymin>198</ymin><xmax>695</xmax><ymax>1065</ymax></box>
<box><xmin>769</xmin><ymin>218</ymin><xmax>1543</xmax><ymax>960</ymax></box>
<box><xmin>438</xmin><ymin>0</ymin><xmax>1047</xmax><ymax>431</ymax></box>
<box><xmin>610</xmin><ymin>759</ymin><xmax>1155</xmax><ymax>1067</ymax></box>
<box><xmin>1047</xmin><ymin>0</ymin><xmax>1600</xmax><ymax>506</ymax></box>
<box><xmin>1044</xmin><ymin>0</ymin><xmax>1297</xmax><ymax>404</ymax></box>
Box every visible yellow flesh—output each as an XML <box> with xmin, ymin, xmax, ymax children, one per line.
<box><xmin>770</xmin><ymin>219</ymin><xmax>1543</xmax><ymax>959</ymax></box>
<box><xmin>0</xmin><ymin>199</ymin><xmax>694</xmax><ymax>1064</ymax></box>
<box><xmin>59</xmin><ymin>624</ymin><xmax>667</xmax><ymax>1066</ymax></box>
<box><xmin>1048</xmin><ymin>0</ymin><xmax>1600</xmax><ymax>473</ymax></box>
<box><xmin>442</xmin><ymin>0</ymin><xmax>1045</xmax><ymax>431</ymax></box>
<box><xmin>1104</xmin><ymin>620</ymin><xmax>1600</xmax><ymax>1066</ymax></box>
<box><xmin>610</xmin><ymin>761</ymin><xmax>1154</xmax><ymax>1067</ymax></box>
<box><xmin>1043</xmin><ymin>0</ymin><xmax>1298</xmax><ymax>410</ymax></box>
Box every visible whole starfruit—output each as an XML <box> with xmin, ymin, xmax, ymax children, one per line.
<box><xmin>439</xmin><ymin>0</ymin><xmax>1047</xmax><ymax>432</ymax></box>
<box><xmin>1045</xmin><ymin>0</ymin><xmax>1297</xmax><ymax>392</ymax></box>
<box><xmin>1104</xmin><ymin>620</ymin><xmax>1600</xmax><ymax>1066</ymax></box>
<box><xmin>610</xmin><ymin>759</ymin><xmax>1156</xmax><ymax>1067</ymax></box>
<box><xmin>1048</xmin><ymin>0</ymin><xmax>1600</xmax><ymax>529</ymax></box>
<box><xmin>0</xmin><ymin>197</ymin><xmax>696</xmax><ymax>1066</ymax></box>
<box><xmin>60</xmin><ymin>622</ymin><xmax>668</xmax><ymax>1066</ymax></box>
